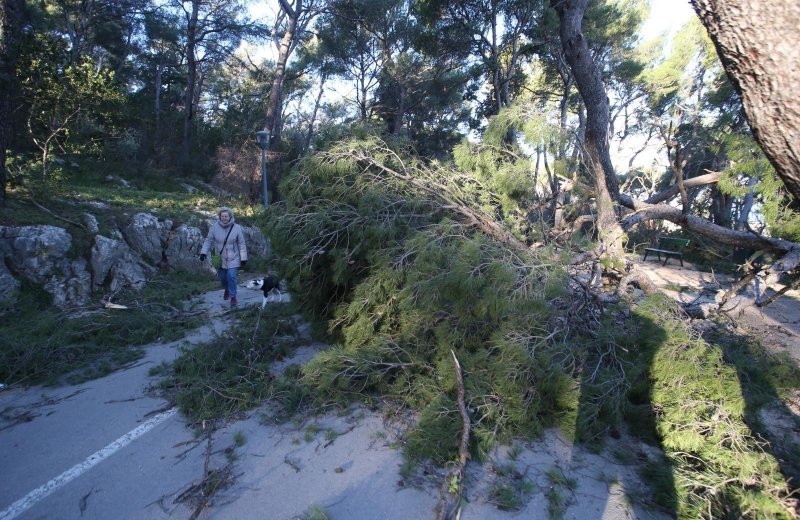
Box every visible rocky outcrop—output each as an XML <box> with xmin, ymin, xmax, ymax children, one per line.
<box><xmin>0</xmin><ymin>225</ymin><xmax>91</xmax><ymax>306</ymax></box>
<box><xmin>165</xmin><ymin>223</ymin><xmax>205</xmax><ymax>272</ymax></box>
<box><xmin>91</xmin><ymin>235</ymin><xmax>154</xmax><ymax>292</ymax></box>
<box><xmin>123</xmin><ymin>213</ymin><xmax>172</xmax><ymax>264</ymax></box>
<box><xmin>0</xmin><ymin>213</ymin><xmax>267</xmax><ymax>309</ymax></box>
<box><xmin>242</xmin><ymin>225</ymin><xmax>269</xmax><ymax>257</ymax></box>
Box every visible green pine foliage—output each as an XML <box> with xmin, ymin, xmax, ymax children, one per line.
<box><xmin>263</xmin><ymin>137</ymin><xmax>579</xmax><ymax>461</ymax></box>
<box><xmin>718</xmin><ymin>135</ymin><xmax>800</xmax><ymax>241</ymax></box>
<box><xmin>156</xmin><ymin>304</ymin><xmax>304</xmax><ymax>422</ymax></box>
<box><xmin>261</xmin><ymin>137</ymin><xmax>796</xmax><ymax>517</ymax></box>
<box><xmin>635</xmin><ymin>295</ymin><xmax>795</xmax><ymax>518</ymax></box>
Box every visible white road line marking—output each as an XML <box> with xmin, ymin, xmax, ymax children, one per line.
<box><xmin>0</xmin><ymin>407</ymin><xmax>178</xmax><ymax>520</ymax></box>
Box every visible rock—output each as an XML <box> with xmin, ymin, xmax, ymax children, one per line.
<box><xmin>45</xmin><ymin>259</ymin><xmax>91</xmax><ymax>307</ymax></box>
<box><xmin>123</xmin><ymin>213</ymin><xmax>172</xmax><ymax>264</ymax></box>
<box><xmin>104</xmin><ymin>175</ymin><xmax>132</xmax><ymax>188</ymax></box>
<box><xmin>82</xmin><ymin>213</ymin><xmax>100</xmax><ymax>234</ymax></box>
<box><xmin>0</xmin><ymin>225</ymin><xmax>91</xmax><ymax>307</ymax></box>
<box><xmin>0</xmin><ymin>210</ymin><xmax>266</xmax><ymax>309</ymax></box>
<box><xmin>165</xmin><ymin>224</ymin><xmax>206</xmax><ymax>272</ymax></box>
<box><xmin>683</xmin><ymin>302</ymin><xmax>718</xmax><ymax>319</ymax></box>
<box><xmin>91</xmin><ymin>235</ymin><xmax>153</xmax><ymax>292</ymax></box>
<box><xmin>1</xmin><ymin>225</ymin><xmax>72</xmax><ymax>284</ymax></box>
<box><xmin>0</xmin><ymin>261</ymin><xmax>20</xmax><ymax>303</ymax></box>
<box><xmin>242</xmin><ymin>225</ymin><xmax>269</xmax><ymax>257</ymax></box>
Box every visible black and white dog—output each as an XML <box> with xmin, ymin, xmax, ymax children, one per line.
<box><xmin>245</xmin><ymin>274</ymin><xmax>282</xmax><ymax>308</ymax></box>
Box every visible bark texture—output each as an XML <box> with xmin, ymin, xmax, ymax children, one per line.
<box><xmin>264</xmin><ymin>0</ymin><xmax>302</xmax><ymax>203</ymax></box>
<box><xmin>181</xmin><ymin>0</ymin><xmax>200</xmax><ymax>172</ymax></box>
<box><xmin>0</xmin><ymin>0</ymin><xmax>23</xmax><ymax>208</ymax></box>
<box><xmin>551</xmin><ymin>0</ymin><xmax>624</xmax><ymax>253</ymax></box>
<box><xmin>691</xmin><ymin>0</ymin><xmax>800</xmax><ymax>204</ymax></box>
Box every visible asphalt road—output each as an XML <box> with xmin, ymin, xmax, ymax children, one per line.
<box><xmin>0</xmin><ymin>287</ymin><xmax>254</xmax><ymax>520</ymax></box>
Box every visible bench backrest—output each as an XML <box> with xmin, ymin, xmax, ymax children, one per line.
<box><xmin>659</xmin><ymin>237</ymin><xmax>690</xmax><ymax>250</ymax></box>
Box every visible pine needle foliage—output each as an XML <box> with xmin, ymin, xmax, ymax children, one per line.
<box><xmin>260</xmin><ymin>135</ymin><xmax>796</xmax><ymax>517</ymax></box>
<box><xmin>263</xmin><ymin>137</ymin><xmax>579</xmax><ymax>461</ymax></box>
<box><xmin>156</xmin><ymin>304</ymin><xmax>302</xmax><ymax>422</ymax></box>
<box><xmin>634</xmin><ymin>295</ymin><xmax>796</xmax><ymax>519</ymax></box>
<box><xmin>717</xmin><ymin>134</ymin><xmax>800</xmax><ymax>241</ymax></box>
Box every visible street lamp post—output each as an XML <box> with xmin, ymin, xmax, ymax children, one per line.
<box><xmin>256</xmin><ymin>129</ymin><xmax>270</xmax><ymax>207</ymax></box>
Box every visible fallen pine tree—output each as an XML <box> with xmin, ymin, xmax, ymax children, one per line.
<box><xmin>259</xmin><ymin>136</ymin><xmax>798</xmax><ymax>518</ymax></box>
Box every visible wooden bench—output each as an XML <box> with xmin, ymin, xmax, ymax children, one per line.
<box><xmin>643</xmin><ymin>237</ymin><xmax>690</xmax><ymax>266</ymax></box>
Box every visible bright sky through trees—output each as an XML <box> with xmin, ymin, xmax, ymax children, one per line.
<box><xmin>642</xmin><ymin>0</ymin><xmax>693</xmax><ymax>40</ymax></box>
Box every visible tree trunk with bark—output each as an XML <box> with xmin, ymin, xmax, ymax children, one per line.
<box><xmin>690</xmin><ymin>0</ymin><xmax>800</xmax><ymax>204</ymax></box>
<box><xmin>305</xmin><ymin>71</ymin><xmax>327</xmax><ymax>151</ymax></box>
<box><xmin>551</xmin><ymin>0</ymin><xmax>625</xmax><ymax>255</ymax></box>
<box><xmin>264</xmin><ymin>0</ymin><xmax>301</xmax><ymax>203</ymax></box>
<box><xmin>0</xmin><ymin>0</ymin><xmax>23</xmax><ymax>208</ymax></box>
<box><xmin>181</xmin><ymin>0</ymin><xmax>199</xmax><ymax>173</ymax></box>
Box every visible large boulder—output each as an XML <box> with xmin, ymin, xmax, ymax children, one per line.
<box><xmin>1</xmin><ymin>225</ymin><xmax>72</xmax><ymax>283</ymax></box>
<box><xmin>123</xmin><ymin>213</ymin><xmax>172</xmax><ymax>264</ymax></box>
<box><xmin>0</xmin><ymin>225</ymin><xmax>91</xmax><ymax>307</ymax></box>
<box><xmin>45</xmin><ymin>259</ymin><xmax>91</xmax><ymax>307</ymax></box>
<box><xmin>242</xmin><ymin>225</ymin><xmax>269</xmax><ymax>257</ymax></box>
<box><xmin>165</xmin><ymin>223</ymin><xmax>206</xmax><ymax>272</ymax></box>
<box><xmin>91</xmin><ymin>235</ymin><xmax>154</xmax><ymax>292</ymax></box>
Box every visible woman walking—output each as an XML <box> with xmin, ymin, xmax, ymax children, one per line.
<box><xmin>200</xmin><ymin>207</ymin><xmax>247</xmax><ymax>306</ymax></box>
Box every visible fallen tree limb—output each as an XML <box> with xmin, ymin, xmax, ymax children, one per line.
<box><xmin>319</xmin><ymin>143</ymin><xmax>532</xmax><ymax>254</ymax></box>
<box><xmin>24</xmin><ymin>196</ymin><xmax>87</xmax><ymax>231</ymax></box>
<box><xmin>436</xmin><ymin>350</ymin><xmax>471</xmax><ymax>520</ymax></box>
<box><xmin>644</xmin><ymin>171</ymin><xmax>721</xmax><ymax>205</ymax></box>
<box><xmin>756</xmin><ymin>276</ymin><xmax>800</xmax><ymax>307</ymax></box>
<box><xmin>618</xmin><ymin>196</ymin><xmax>795</xmax><ymax>253</ymax></box>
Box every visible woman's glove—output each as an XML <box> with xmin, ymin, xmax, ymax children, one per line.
<box><xmin>240</xmin><ymin>260</ymin><xmax>247</xmax><ymax>268</ymax></box>
<box><xmin>199</xmin><ymin>254</ymin><xmax>207</xmax><ymax>261</ymax></box>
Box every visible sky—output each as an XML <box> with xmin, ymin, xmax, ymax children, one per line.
<box><xmin>612</xmin><ymin>0</ymin><xmax>697</xmax><ymax>171</ymax></box>
<box><xmin>642</xmin><ymin>0</ymin><xmax>694</xmax><ymax>41</ymax></box>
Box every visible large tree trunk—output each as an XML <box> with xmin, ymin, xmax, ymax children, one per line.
<box><xmin>181</xmin><ymin>0</ymin><xmax>199</xmax><ymax>173</ymax></box>
<box><xmin>0</xmin><ymin>0</ymin><xmax>23</xmax><ymax>208</ymax></box>
<box><xmin>551</xmin><ymin>0</ymin><xmax>624</xmax><ymax>255</ymax></box>
<box><xmin>264</xmin><ymin>0</ymin><xmax>301</xmax><ymax>203</ymax></box>
<box><xmin>690</xmin><ymin>0</ymin><xmax>800</xmax><ymax>204</ymax></box>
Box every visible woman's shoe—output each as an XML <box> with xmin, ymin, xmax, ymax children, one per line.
<box><xmin>230</xmin><ymin>297</ymin><xmax>237</xmax><ymax>306</ymax></box>
<box><xmin>224</xmin><ymin>290</ymin><xmax>230</xmax><ymax>300</ymax></box>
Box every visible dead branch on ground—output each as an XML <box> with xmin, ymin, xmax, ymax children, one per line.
<box><xmin>436</xmin><ymin>350</ymin><xmax>471</xmax><ymax>520</ymax></box>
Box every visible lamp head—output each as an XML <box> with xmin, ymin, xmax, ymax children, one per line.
<box><xmin>256</xmin><ymin>130</ymin><xmax>270</xmax><ymax>149</ymax></box>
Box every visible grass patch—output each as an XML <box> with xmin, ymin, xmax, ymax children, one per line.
<box><xmin>488</xmin><ymin>461</ymin><xmax>534</xmax><ymax>511</ymax></box>
<box><xmin>0</xmin><ymin>271</ymin><xmax>211</xmax><ymax>386</ymax></box>
<box><xmin>545</xmin><ymin>467</ymin><xmax>575</xmax><ymax>519</ymax></box>
<box><xmin>155</xmin><ymin>303</ymin><xmax>305</xmax><ymax>422</ymax></box>
<box><xmin>299</xmin><ymin>505</ymin><xmax>332</xmax><ymax>520</ymax></box>
<box><xmin>2</xmin><ymin>157</ymin><xmax>262</xmax><ymax>233</ymax></box>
